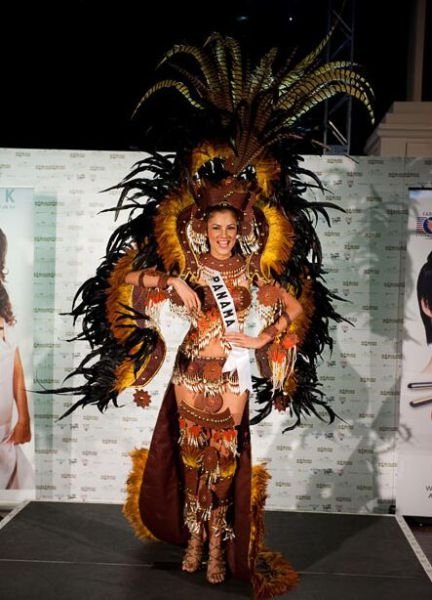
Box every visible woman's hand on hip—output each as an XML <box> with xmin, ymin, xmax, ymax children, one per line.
<box><xmin>224</xmin><ymin>331</ymin><xmax>269</xmax><ymax>349</ymax></box>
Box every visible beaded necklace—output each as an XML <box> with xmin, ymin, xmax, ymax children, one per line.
<box><xmin>199</xmin><ymin>253</ymin><xmax>246</xmax><ymax>286</ymax></box>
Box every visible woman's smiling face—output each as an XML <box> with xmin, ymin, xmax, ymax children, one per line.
<box><xmin>207</xmin><ymin>209</ymin><xmax>238</xmax><ymax>260</ymax></box>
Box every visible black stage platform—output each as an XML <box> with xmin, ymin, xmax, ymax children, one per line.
<box><xmin>0</xmin><ymin>501</ymin><xmax>431</xmax><ymax>599</ymax></box>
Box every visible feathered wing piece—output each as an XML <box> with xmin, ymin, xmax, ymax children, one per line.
<box><xmin>57</xmin><ymin>29</ymin><xmax>373</xmax><ymax>430</ymax></box>
<box><xmin>56</xmin><ymin>153</ymin><xmax>180</xmax><ymax>418</ymax></box>
<box><xmin>249</xmin><ymin>159</ymin><xmax>348</xmax><ymax>432</ymax></box>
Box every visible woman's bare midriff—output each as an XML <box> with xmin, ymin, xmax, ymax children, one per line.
<box><xmin>174</xmin><ymin>334</ymin><xmax>248</xmax><ymax>425</ymax></box>
<box><xmin>174</xmin><ymin>383</ymin><xmax>248</xmax><ymax>426</ymax></box>
<box><xmin>174</xmin><ymin>277</ymin><xmax>250</xmax><ymax>425</ymax></box>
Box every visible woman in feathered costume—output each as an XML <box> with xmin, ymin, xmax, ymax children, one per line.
<box><xmin>61</xmin><ymin>31</ymin><xmax>373</xmax><ymax>598</ymax></box>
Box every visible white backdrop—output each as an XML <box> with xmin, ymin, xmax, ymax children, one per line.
<box><xmin>0</xmin><ymin>148</ymin><xmax>431</xmax><ymax>513</ymax></box>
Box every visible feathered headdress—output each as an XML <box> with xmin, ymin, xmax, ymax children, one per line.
<box><xmin>56</xmin><ymin>29</ymin><xmax>373</xmax><ymax>430</ymax></box>
<box><xmin>134</xmin><ymin>29</ymin><xmax>374</xmax><ymax>170</ymax></box>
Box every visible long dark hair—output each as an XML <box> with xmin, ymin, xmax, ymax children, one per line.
<box><xmin>417</xmin><ymin>251</ymin><xmax>432</xmax><ymax>344</ymax></box>
<box><xmin>0</xmin><ymin>228</ymin><xmax>15</xmax><ymax>325</ymax></box>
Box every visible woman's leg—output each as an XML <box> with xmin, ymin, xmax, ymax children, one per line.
<box><xmin>174</xmin><ymin>384</ymin><xmax>248</xmax><ymax>583</ymax></box>
<box><xmin>205</xmin><ymin>392</ymin><xmax>248</xmax><ymax>582</ymax></box>
<box><xmin>205</xmin><ymin>423</ymin><xmax>237</xmax><ymax>583</ymax></box>
<box><xmin>220</xmin><ymin>390</ymin><xmax>248</xmax><ymax>426</ymax></box>
<box><xmin>175</xmin><ymin>386</ymin><xmax>206</xmax><ymax>571</ymax></box>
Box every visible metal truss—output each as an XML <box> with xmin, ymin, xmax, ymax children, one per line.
<box><xmin>323</xmin><ymin>0</ymin><xmax>355</xmax><ymax>154</ymax></box>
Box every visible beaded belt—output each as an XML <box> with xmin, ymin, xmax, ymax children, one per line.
<box><xmin>178</xmin><ymin>400</ymin><xmax>235</xmax><ymax>429</ymax></box>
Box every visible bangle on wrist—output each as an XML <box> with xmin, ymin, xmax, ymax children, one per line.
<box><xmin>262</xmin><ymin>324</ymin><xmax>279</xmax><ymax>340</ymax></box>
<box><xmin>281</xmin><ymin>311</ymin><xmax>292</xmax><ymax>328</ymax></box>
<box><xmin>138</xmin><ymin>271</ymin><xmax>146</xmax><ymax>288</ymax></box>
<box><xmin>157</xmin><ymin>273</ymin><xmax>170</xmax><ymax>289</ymax></box>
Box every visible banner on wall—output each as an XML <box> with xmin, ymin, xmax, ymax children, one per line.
<box><xmin>397</xmin><ymin>188</ymin><xmax>432</xmax><ymax>517</ymax></box>
<box><xmin>0</xmin><ymin>187</ymin><xmax>35</xmax><ymax>505</ymax></box>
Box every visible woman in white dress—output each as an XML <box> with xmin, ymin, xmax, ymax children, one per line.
<box><xmin>0</xmin><ymin>227</ymin><xmax>33</xmax><ymax>489</ymax></box>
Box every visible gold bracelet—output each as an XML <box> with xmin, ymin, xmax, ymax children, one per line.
<box><xmin>157</xmin><ymin>273</ymin><xmax>170</xmax><ymax>289</ymax></box>
<box><xmin>262</xmin><ymin>324</ymin><xmax>279</xmax><ymax>340</ymax></box>
<box><xmin>281</xmin><ymin>311</ymin><xmax>292</xmax><ymax>328</ymax></box>
<box><xmin>138</xmin><ymin>270</ymin><xmax>146</xmax><ymax>288</ymax></box>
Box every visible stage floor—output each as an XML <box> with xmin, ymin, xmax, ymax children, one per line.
<box><xmin>0</xmin><ymin>501</ymin><xmax>431</xmax><ymax>599</ymax></box>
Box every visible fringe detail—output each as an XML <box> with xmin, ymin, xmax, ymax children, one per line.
<box><xmin>238</xmin><ymin>228</ymin><xmax>260</xmax><ymax>254</ymax></box>
<box><xmin>258</xmin><ymin>205</ymin><xmax>294</xmax><ymax>278</ymax></box>
<box><xmin>250</xmin><ymin>464</ymin><xmax>299</xmax><ymax>599</ymax></box>
<box><xmin>283</xmin><ymin>371</ymin><xmax>298</xmax><ymax>397</ymax></box>
<box><xmin>154</xmin><ymin>190</ymin><xmax>194</xmax><ymax>274</ymax></box>
<box><xmin>266</xmin><ymin>276</ymin><xmax>314</xmax><ymax>404</ymax></box>
<box><xmin>186</xmin><ymin>220</ymin><xmax>209</xmax><ymax>255</ymax></box>
<box><xmin>122</xmin><ymin>448</ymin><xmax>158</xmax><ymax>542</ymax></box>
<box><xmin>268</xmin><ymin>346</ymin><xmax>297</xmax><ymax>393</ymax></box>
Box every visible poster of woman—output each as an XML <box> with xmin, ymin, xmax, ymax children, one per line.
<box><xmin>0</xmin><ymin>187</ymin><xmax>35</xmax><ymax>504</ymax></box>
<box><xmin>398</xmin><ymin>188</ymin><xmax>432</xmax><ymax>517</ymax></box>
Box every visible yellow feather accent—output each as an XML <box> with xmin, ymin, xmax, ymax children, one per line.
<box><xmin>190</xmin><ymin>141</ymin><xmax>234</xmax><ymax>174</ymax></box>
<box><xmin>160</xmin><ymin>44</ymin><xmax>218</xmax><ymax>92</ymax></box>
<box><xmin>106</xmin><ymin>248</ymin><xmax>161</xmax><ymax>392</ymax></box>
<box><xmin>258</xmin><ymin>205</ymin><xmax>294</xmax><ymax>278</ymax></box>
<box><xmin>220</xmin><ymin>460</ymin><xmax>237</xmax><ymax>479</ymax></box>
<box><xmin>281</xmin><ymin>277</ymin><xmax>314</xmax><ymax>397</ymax></box>
<box><xmin>249</xmin><ymin>464</ymin><xmax>299</xmax><ymax>598</ymax></box>
<box><xmin>250</xmin><ymin>463</ymin><xmax>270</xmax><ymax>512</ymax></box>
<box><xmin>254</xmin><ymin>158</ymin><xmax>279</xmax><ymax>198</ymax></box>
<box><xmin>114</xmin><ymin>358</ymin><xmax>148</xmax><ymax>392</ymax></box>
<box><xmin>181</xmin><ymin>446</ymin><xmax>201</xmax><ymax>469</ymax></box>
<box><xmin>106</xmin><ymin>248</ymin><xmax>137</xmax><ymax>342</ymax></box>
<box><xmin>249</xmin><ymin>464</ymin><xmax>270</xmax><ymax>573</ymax></box>
<box><xmin>122</xmin><ymin>448</ymin><xmax>158</xmax><ymax>541</ymax></box>
<box><xmin>154</xmin><ymin>190</ymin><xmax>194</xmax><ymax>273</ymax></box>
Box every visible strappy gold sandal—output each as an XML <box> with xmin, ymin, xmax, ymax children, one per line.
<box><xmin>182</xmin><ymin>532</ymin><xmax>204</xmax><ymax>573</ymax></box>
<box><xmin>206</xmin><ymin>534</ymin><xmax>226</xmax><ymax>584</ymax></box>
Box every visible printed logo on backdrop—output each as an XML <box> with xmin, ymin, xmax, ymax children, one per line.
<box><xmin>416</xmin><ymin>214</ymin><xmax>432</xmax><ymax>236</ymax></box>
<box><xmin>0</xmin><ymin>188</ymin><xmax>16</xmax><ymax>210</ymax></box>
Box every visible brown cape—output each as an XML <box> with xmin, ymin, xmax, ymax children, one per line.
<box><xmin>123</xmin><ymin>383</ymin><xmax>298</xmax><ymax>598</ymax></box>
